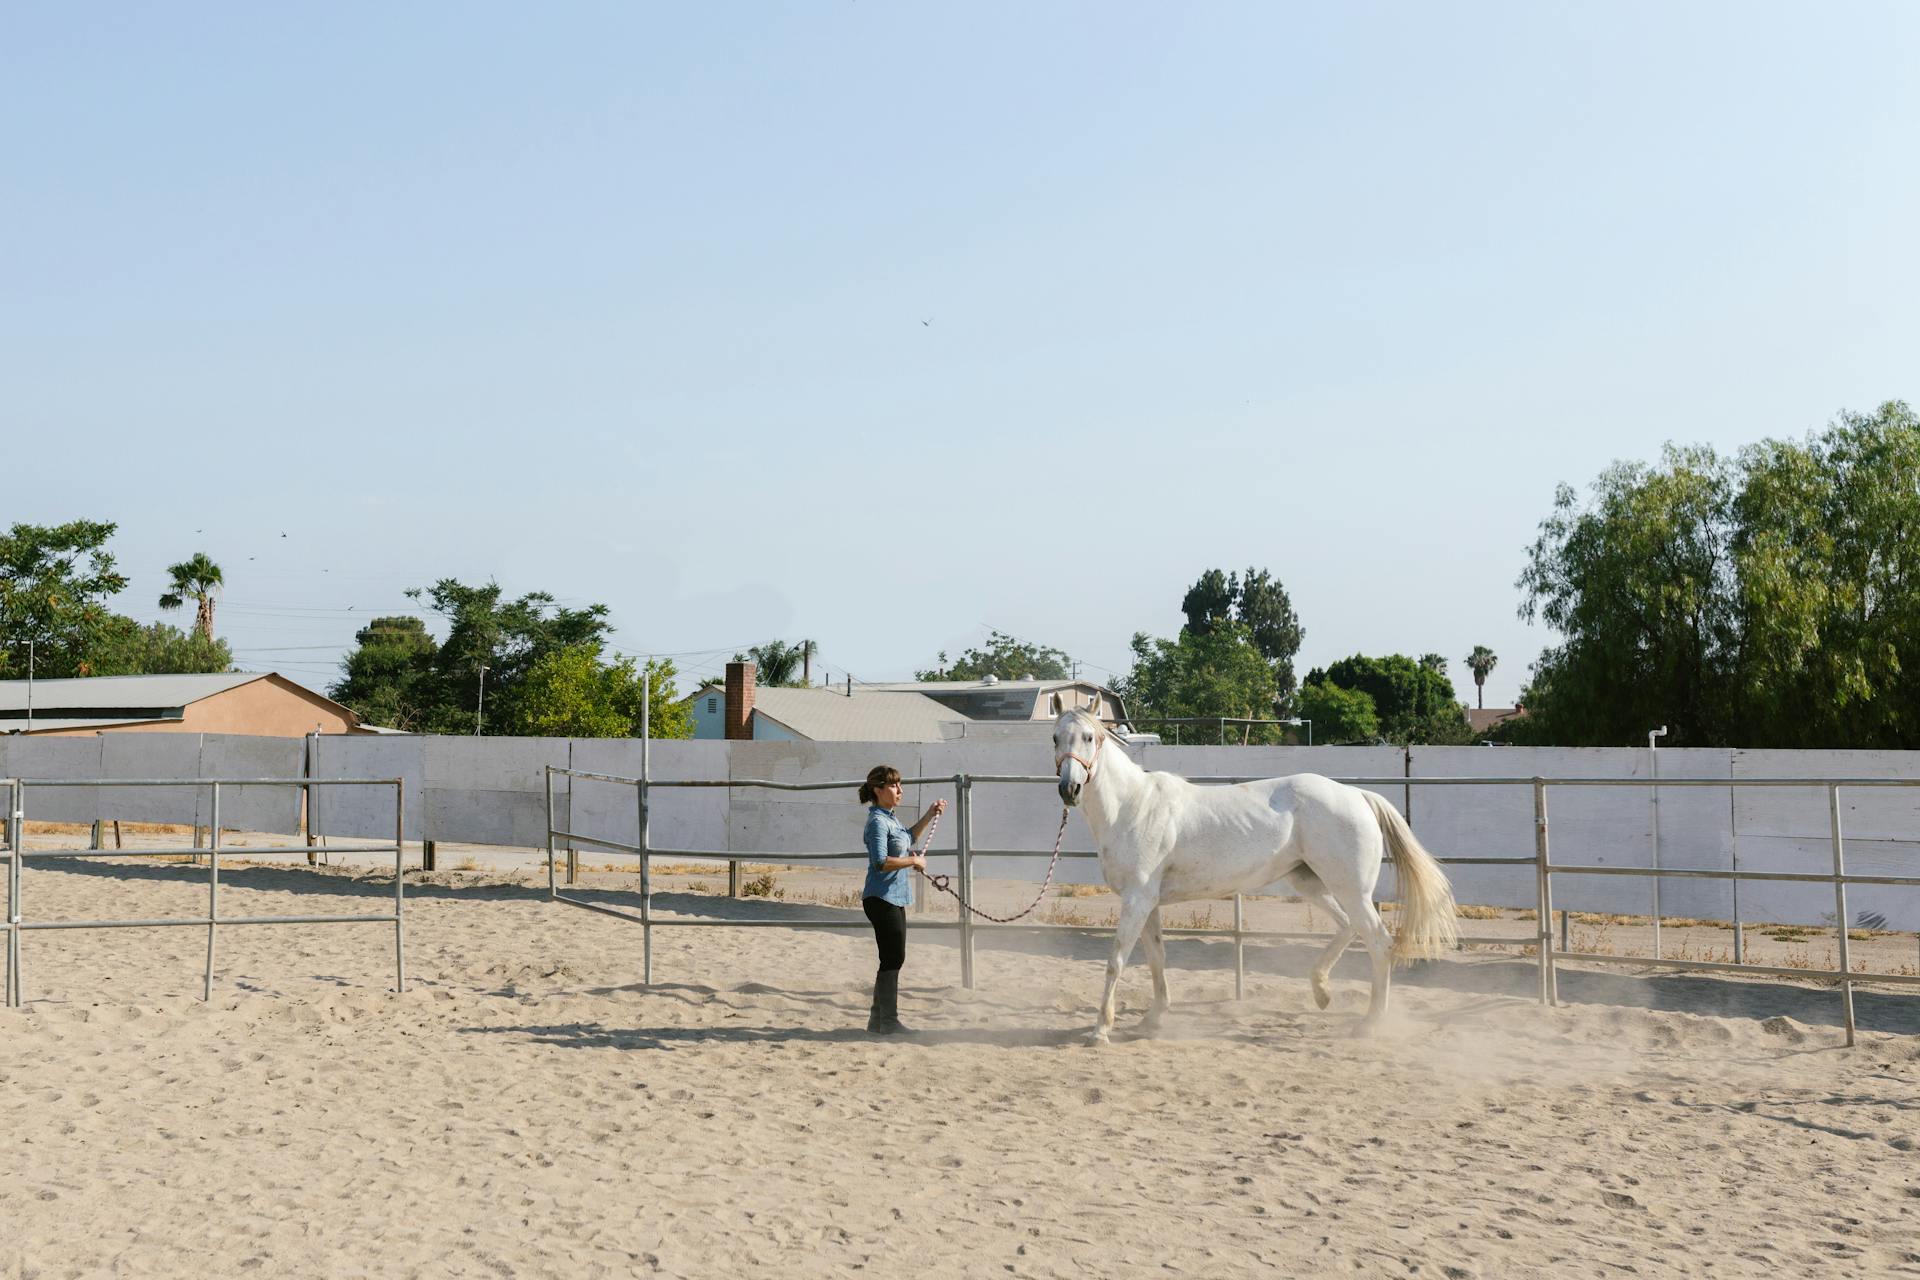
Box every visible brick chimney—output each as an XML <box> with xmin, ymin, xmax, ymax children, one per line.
<box><xmin>724</xmin><ymin>661</ymin><xmax>756</xmax><ymax>740</ymax></box>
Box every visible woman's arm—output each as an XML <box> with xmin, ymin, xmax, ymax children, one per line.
<box><xmin>906</xmin><ymin>797</ymin><xmax>948</xmax><ymax>843</ymax></box>
<box><xmin>868</xmin><ymin>814</ymin><xmax>924</xmax><ymax>873</ymax></box>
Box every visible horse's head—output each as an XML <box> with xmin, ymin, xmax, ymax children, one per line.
<box><xmin>1052</xmin><ymin>708</ymin><xmax>1103</xmax><ymax>806</ymax></box>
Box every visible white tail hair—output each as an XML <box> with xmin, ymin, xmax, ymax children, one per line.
<box><xmin>1359</xmin><ymin>789</ymin><xmax>1459</xmax><ymax>963</ymax></box>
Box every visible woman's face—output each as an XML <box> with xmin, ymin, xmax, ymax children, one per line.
<box><xmin>873</xmin><ymin>778</ymin><xmax>904</xmax><ymax>809</ymax></box>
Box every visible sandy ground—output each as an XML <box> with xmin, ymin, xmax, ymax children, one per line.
<box><xmin>4</xmin><ymin>847</ymin><xmax>1920</xmax><ymax>1279</ymax></box>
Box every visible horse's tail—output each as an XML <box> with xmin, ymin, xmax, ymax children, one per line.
<box><xmin>1359</xmin><ymin>789</ymin><xmax>1459</xmax><ymax>964</ymax></box>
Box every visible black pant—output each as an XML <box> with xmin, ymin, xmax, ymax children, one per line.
<box><xmin>863</xmin><ymin>897</ymin><xmax>907</xmax><ymax>973</ymax></box>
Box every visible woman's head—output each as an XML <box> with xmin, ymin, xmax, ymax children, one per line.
<box><xmin>860</xmin><ymin>764</ymin><xmax>903</xmax><ymax>807</ymax></box>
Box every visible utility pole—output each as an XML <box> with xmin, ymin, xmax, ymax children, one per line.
<box><xmin>25</xmin><ymin>640</ymin><xmax>34</xmax><ymax>733</ymax></box>
<box><xmin>475</xmin><ymin>664</ymin><xmax>490</xmax><ymax>735</ymax></box>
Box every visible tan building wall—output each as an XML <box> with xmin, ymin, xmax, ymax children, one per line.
<box><xmin>30</xmin><ymin>675</ymin><xmax>358</xmax><ymax>738</ymax></box>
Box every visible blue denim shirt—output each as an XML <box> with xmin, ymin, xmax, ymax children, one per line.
<box><xmin>862</xmin><ymin>805</ymin><xmax>914</xmax><ymax>907</ymax></box>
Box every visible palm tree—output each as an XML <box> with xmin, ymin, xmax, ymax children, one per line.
<box><xmin>1464</xmin><ymin>645</ymin><xmax>1498</xmax><ymax>710</ymax></box>
<box><xmin>733</xmin><ymin>639</ymin><xmax>817</xmax><ymax>688</ymax></box>
<box><xmin>159</xmin><ymin>553</ymin><xmax>225</xmax><ymax>642</ymax></box>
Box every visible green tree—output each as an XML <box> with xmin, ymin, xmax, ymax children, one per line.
<box><xmin>918</xmin><ymin>630</ymin><xmax>1072</xmax><ymax>682</ymax></box>
<box><xmin>88</xmin><ymin>620</ymin><xmax>233</xmax><ymax>676</ymax></box>
<box><xmin>1119</xmin><ymin>620</ymin><xmax>1284</xmax><ymax>743</ymax></box>
<box><xmin>0</xmin><ymin>520</ymin><xmax>130</xmax><ymax>678</ymax></box>
<box><xmin>1307</xmin><ymin>653</ymin><xmax>1470</xmax><ymax>744</ymax></box>
<box><xmin>734</xmin><ymin>639</ymin><xmax>818</xmax><ymax>687</ymax></box>
<box><xmin>331</xmin><ymin>616</ymin><xmax>437</xmax><ymax>730</ymax></box>
<box><xmin>511</xmin><ymin>646</ymin><xmax>693</xmax><ymax>739</ymax></box>
<box><xmin>1514</xmin><ymin>403</ymin><xmax>1920</xmax><ymax>747</ymax></box>
<box><xmin>1174</xmin><ymin>567</ymin><xmax>1304</xmax><ymax>710</ymax></box>
<box><xmin>407</xmin><ymin>579</ymin><xmax>615</xmax><ymax>735</ymax></box>
<box><xmin>158</xmin><ymin>552</ymin><xmax>225</xmax><ymax>641</ymax></box>
<box><xmin>1517</xmin><ymin>445</ymin><xmax>1741</xmax><ymax>746</ymax></box>
<box><xmin>1298</xmin><ymin>680</ymin><xmax>1380</xmax><ymax>744</ymax></box>
<box><xmin>1180</xmin><ymin>570</ymin><xmax>1237</xmax><ymax>635</ymax></box>
<box><xmin>1464</xmin><ymin>645</ymin><xmax>1498</xmax><ymax>709</ymax></box>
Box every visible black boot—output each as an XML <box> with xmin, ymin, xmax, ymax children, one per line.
<box><xmin>867</xmin><ymin>969</ymin><xmax>911</xmax><ymax>1035</ymax></box>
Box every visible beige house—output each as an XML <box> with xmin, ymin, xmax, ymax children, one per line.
<box><xmin>0</xmin><ymin>673</ymin><xmax>364</xmax><ymax>737</ymax></box>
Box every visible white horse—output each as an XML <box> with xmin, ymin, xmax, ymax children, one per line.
<box><xmin>1052</xmin><ymin>709</ymin><xmax>1458</xmax><ymax>1042</ymax></box>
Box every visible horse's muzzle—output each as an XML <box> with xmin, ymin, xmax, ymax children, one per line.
<box><xmin>1058</xmin><ymin>777</ymin><xmax>1081</xmax><ymax>806</ymax></box>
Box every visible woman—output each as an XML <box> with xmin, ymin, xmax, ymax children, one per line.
<box><xmin>859</xmin><ymin>765</ymin><xmax>946</xmax><ymax>1035</ymax></box>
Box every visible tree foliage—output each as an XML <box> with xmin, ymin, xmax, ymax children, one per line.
<box><xmin>159</xmin><ymin>553</ymin><xmax>224</xmax><ymax>641</ymax></box>
<box><xmin>507</xmin><ymin>645</ymin><xmax>691</xmax><ymax>739</ymax></box>
<box><xmin>734</xmin><ymin>639</ymin><xmax>818</xmax><ymax>687</ymax></box>
<box><xmin>1176</xmin><ymin>567</ymin><xmax>1304</xmax><ymax>708</ymax></box>
<box><xmin>1305</xmin><ymin>653</ymin><xmax>1470</xmax><ymax>744</ymax></box>
<box><xmin>1118</xmin><ymin>620</ymin><xmax>1286</xmax><ymax>742</ymax></box>
<box><xmin>0</xmin><ymin>520</ymin><xmax>132</xmax><ymax>678</ymax></box>
<box><xmin>88</xmin><ymin>621</ymin><xmax>233</xmax><ymax>676</ymax></box>
<box><xmin>1514</xmin><ymin>402</ymin><xmax>1920</xmax><ymax>747</ymax></box>
<box><xmin>918</xmin><ymin>630</ymin><xmax>1072</xmax><ymax>682</ymax></box>
<box><xmin>1297</xmin><ymin>679</ymin><xmax>1379</xmax><ymax>745</ymax></box>
<box><xmin>1464</xmin><ymin>645</ymin><xmax>1498</xmax><ymax>709</ymax></box>
<box><xmin>329</xmin><ymin>582</ymin><xmax>691</xmax><ymax>738</ymax></box>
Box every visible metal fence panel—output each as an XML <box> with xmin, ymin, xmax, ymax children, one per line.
<box><xmin>1731</xmin><ymin>750</ymin><xmax>1920</xmax><ymax>929</ymax></box>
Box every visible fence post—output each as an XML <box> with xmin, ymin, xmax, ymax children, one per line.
<box><xmin>204</xmin><ymin>782</ymin><xmax>221</xmax><ymax>1001</ymax></box>
<box><xmin>1730</xmin><ymin>783</ymin><xmax>1744</xmax><ymax>965</ymax></box>
<box><xmin>957</xmin><ymin>774</ymin><xmax>974</xmax><ymax>990</ymax></box>
<box><xmin>1232</xmin><ymin>893</ymin><xmax>1245</xmax><ymax>1000</ymax></box>
<box><xmin>1829</xmin><ymin>784</ymin><xmax>1855</xmax><ymax>1047</ymax></box>
<box><xmin>545</xmin><ymin>768</ymin><xmax>557</xmax><ymax>898</ymax></box>
<box><xmin>7</xmin><ymin>779</ymin><xmax>20</xmax><ymax>1008</ymax></box>
<box><xmin>1533</xmin><ymin>778</ymin><xmax>1556</xmax><ymax>1006</ymax></box>
<box><xmin>393</xmin><ymin>778</ymin><xmax>407</xmax><ymax>995</ymax></box>
<box><xmin>638</xmin><ymin>775</ymin><xmax>653</xmax><ymax>987</ymax></box>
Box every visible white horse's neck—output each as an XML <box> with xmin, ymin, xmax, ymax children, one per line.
<box><xmin>1079</xmin><ymin>735</ymin><xmax>1147</xmax><ymax>842</ymax></box>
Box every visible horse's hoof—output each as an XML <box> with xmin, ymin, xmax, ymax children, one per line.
<box><xmin>1087</xmin><ymin>1029</ymin><xmax>1111</xmax><ymax>1047</ymax></box>
<box><xmin>1311</xmin><ymin>982</ymin><xmax>1331</xmax><ymax>1011</ymax></box>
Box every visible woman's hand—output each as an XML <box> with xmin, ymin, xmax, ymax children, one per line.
<box><xmin>929</xmin><ymin>798</ymin><xmax>948</xmax><ymax>817</ymax></box>
<box><xmin>911</xmin><ymin>855</ymin><xmax>928</xmax><ymax>872</ymax></box>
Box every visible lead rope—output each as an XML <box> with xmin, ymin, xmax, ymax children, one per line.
<box><xmin>909</xmin><ymin>805</ymin><xmax>1074</xmax><ymax>924</ymax></box>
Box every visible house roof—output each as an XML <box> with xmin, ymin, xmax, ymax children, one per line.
<box><xmin>863</xmin><ymin>679</ymin><xmax>1098</xmax><ymax>694</ymax></box>
<box><xmin>1467</xmin><ymin>706</ymin><xmax>1523</xmax><ymax>733</ymax></box>
<box><xmin>0</xmin><ymin>672</ymin><xmax>264</xmax><ymax>713</ymax></box>
<box><xmin>749</xmin><ymin>687</ymin><xmax>970</xmax><ymax>743</ymax></box>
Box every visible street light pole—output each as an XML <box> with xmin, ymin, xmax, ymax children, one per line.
<box><xmin>475</xmin><ymin>664</ymin><xmax>490</xmax><ymax>736</ymax></box>
<box><xmin>26</xmin><ymin>640</ymin><xmax>34</xmax><ymax>733</ymax></box>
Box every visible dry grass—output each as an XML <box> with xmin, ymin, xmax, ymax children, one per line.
<box><xmin>739</xmin><ymin>872</ymin><xmax>783</xmax><ymax>899</ymax></box>
<box><xmin>1053</xmin><ymin>884</ymin><xmax>1109</xmax><ymax>899</ymax></box>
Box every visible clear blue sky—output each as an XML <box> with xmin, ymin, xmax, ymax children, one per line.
<box><xmin>7</xmin><ymin>4</ymin><xmax>1916</xmax><ymax>707</ymax></box>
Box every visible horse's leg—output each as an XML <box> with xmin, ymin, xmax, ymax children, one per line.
<box><xmin>1345</xmin><ymin>898</ymin><xmax>1396</xmax><ymax>1035</ymax></box>
<box><xmin>1092</xmin><ymin>892</ymin><xmax>1156</xmax><ymax>1046</ymax></box>
<box><xmin>1138</xmin><ymin>907</ymin><xmax>1171</xmax><ymax>1031</ymax></box>
<box><xmin>1287</xmin><ymin>869</ymin><xmax>1354</xmax><ymax>1011</ymax></box>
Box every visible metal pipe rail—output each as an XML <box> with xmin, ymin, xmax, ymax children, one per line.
<box><xmin>2</xmin><ymin>777</ymin><xmax>407</xmax><ymax>1008</ymax></box>
<box><xmin>546</xmin><ymin>765</ymin><xmax>1920</xmax><ymax>1043</ymax></box>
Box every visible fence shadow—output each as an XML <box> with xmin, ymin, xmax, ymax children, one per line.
<box><xmin>11</xmin><ymin>858</ymin><xmax>1916</xmax><ymax>1037</ymax></box>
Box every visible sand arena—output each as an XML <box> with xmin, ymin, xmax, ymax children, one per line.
<box><xmin>3</xmin><ymin>841</ymin><xmax>1918</xmax><ymax>1279</ymax></box>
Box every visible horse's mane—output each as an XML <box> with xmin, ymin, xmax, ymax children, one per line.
<box><xmin>1064</xmin><ymin>707</ymin><xmax>1131</xmax><ymax>744</ymax></box>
